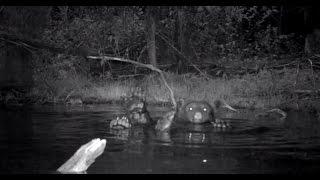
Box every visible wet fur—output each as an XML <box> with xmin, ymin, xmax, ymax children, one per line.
<box><xmin>176</xmin><ymin>100</ymin><xmax>215</xmax><ymax>124</ymax></box>
<box><xmin>125</xmin><ymin>97</ymin><xmax>151</xmax><ymax>124</ymax></box>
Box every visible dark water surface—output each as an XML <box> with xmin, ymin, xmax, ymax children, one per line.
<box><xmin>1</xmin><ymin>104</ymin><xmax>320</xmax><ymax>174</ymax></box>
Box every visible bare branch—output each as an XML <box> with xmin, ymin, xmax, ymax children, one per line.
<box><xmin>87</xmin><ymin>55</ymin><xmax>177</xmax><ymax>109</ymax></box>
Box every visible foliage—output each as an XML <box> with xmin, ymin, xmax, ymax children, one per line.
<box><xmin>1</xmin><ymin>6</ymin><xmax>316</xmax><ymax>109</ymax></box>
<box><xmin>39</xmin><ymin>6</ymin><xmax>304</xmax><ymax>76</ymax></box>
<box><xmin>187</xmin><ymin>6</ymin><xmax>302</xmax><ymax>60</ymax></box>
<box><xmin>0</xmin><ymin>6</ymin><xmax>51</xmax><ymax>38</ymax></box>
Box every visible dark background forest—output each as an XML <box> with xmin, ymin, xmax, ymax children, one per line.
<box><xmin>0</xmin><ymin>6</ymin><xmax>320</xmax><ymax>110</ymax></box>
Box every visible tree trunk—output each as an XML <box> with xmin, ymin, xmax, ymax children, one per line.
<box><xmin>177</xmin><ymin>7</ymin><xmax>184</xmax><ymax>74</ymax></box>
<box><xmin>305</xmin><ymin>33</ymin><xmax>312</xmax><ymax>54</ymax></box>
<box><xmin>303</xmin><ymin>7</ymin><xmax>320</xmax><ymax>54</ymax></box>
<box><xmin>279</xmin><ymin>6</ymin><xmax>286</xmax><ymax>35</ymax></box>
<box><xmin>174</xmin><ymin>7</ymin><xmax>190</xmax><ymax>74</ymax></box>
<box><xmin>174</xmin><ymin>8</ymin><xmax>181</xmax><ymax>73</ymax></box>
<box><xmin>145</xmin><ymin>6</ymin><xmax>157</xmax><ymax>67</ymax></box>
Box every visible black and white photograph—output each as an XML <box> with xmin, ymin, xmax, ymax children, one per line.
<box><xmin>0</xmin><ymin>5</ymin><xmax>320</xmax><ymax>174</ymax></box>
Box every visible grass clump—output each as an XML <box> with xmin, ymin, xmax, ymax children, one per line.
<box><xmin>26</xmin><ymin>62</ymin><xmax>320</xmax><ymax>111</ymax></box>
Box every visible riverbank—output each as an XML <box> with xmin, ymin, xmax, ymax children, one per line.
<box><xmin>3</xmin><ymin>67</ymin><xmax>319</xmax><ymax>113</ymax></box>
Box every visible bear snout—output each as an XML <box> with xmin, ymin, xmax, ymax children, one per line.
<box><xmin>194</xmin><ymin>112</ymin><xmax>203</xmax><ymax>121</ymax></box>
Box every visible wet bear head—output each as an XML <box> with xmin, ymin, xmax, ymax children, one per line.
<box><xmin>179</xmin><ymin>101</ymin><xmax>215</xmax><ymax>124</ymax></box>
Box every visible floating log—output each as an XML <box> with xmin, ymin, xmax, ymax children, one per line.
<box><xmin>57</xmin><ymin>138</ymin><xmax>106</xmax><ymax>174</ymax></box>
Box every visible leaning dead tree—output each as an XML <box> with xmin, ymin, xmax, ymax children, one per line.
<box><xmin>0</xmin><ymin>32</ymin><xmax>178</xmax><ymax>109</ymax></box>
<box><xmin>87</xmin><ymin>55</ymin><xmax>177</xmax><ymax>109</ymax></box>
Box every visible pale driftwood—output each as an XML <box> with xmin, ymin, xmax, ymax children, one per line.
<box><xmin>57</xmin><ymin>138</ymin><xmax>106</xmax><ymax>174</ymax></box>
<box><xmin>87</xmin><ymin>55</ymin><xmax>177</xmax><ymax>109</ymax></box>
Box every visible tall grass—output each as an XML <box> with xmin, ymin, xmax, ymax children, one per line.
<box><xmin>29</xmin><ymin>66</ymin><xmax>319</xmax><ymax>110</ymax></box>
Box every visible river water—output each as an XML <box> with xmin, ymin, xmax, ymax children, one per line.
<box><xmin>0</xmin><ymin>104</ymin><xmax>320</xmax><ymax>174</ymax></box>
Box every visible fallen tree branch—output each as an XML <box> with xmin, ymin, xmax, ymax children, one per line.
<box><xmin>87</xmin><ymin>55</ymin><xmax>177</xmax><ymax>109</ymax></box>
<box><xmin>0</xmin><ymin>32</ymin><xmax>66</xmax><ymax>53</ymax></box>
<box><xmin>0</xmin><ymin>32</ymin><xmax>102</xmax><ymax>58</ymax></box>
<box><xmin>0</xmin><ymin>32</ymin><xmax>178</xmax><ymax>108</ymax></box>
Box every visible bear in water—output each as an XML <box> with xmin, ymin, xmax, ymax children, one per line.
<box><xmin>175</xmin><ymin>99</ymin><xmax>236</xmax><ymax>128</ymax></box>
<box><xmin>126</xmin><ymin>97</ymin><xmax>151</xmax><ymax>125</ymax></box>
<box><xmin>110</xmin><ymin>96</ymin><xmax>151</xmax><ymax>130</ymax></box>
<box><xmin>177</xmin><ymin>101</ymin><xmax>213</xmax><ymax>124</ymax></box>
<box><xmin>111</xmin><ymin>96</ymin><xmax>236</xmax><ymax>131</ymax></box>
